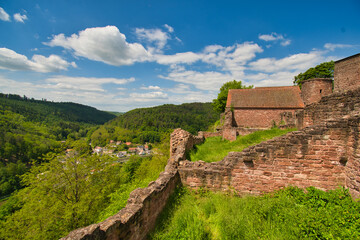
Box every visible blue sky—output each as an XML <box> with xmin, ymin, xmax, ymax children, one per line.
<box><xmin>0</xmin><ymin>0</ymin><xmax>359</xmax><ymax>112</ymax></box>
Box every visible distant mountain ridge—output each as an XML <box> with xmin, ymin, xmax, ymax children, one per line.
<box><xmin>0</xmin><ymin>93</ymin><xmax>116</xmax><ymax>125</ymax></box>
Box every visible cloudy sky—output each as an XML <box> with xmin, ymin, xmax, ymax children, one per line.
<box><xmin>0</xmin><ymin>0</ymin><xmax>359</xmax><ymax>112</ymax></box>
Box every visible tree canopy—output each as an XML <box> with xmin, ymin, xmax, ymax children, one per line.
<box><xmin>293</xmin><ymin>61</ymin><xmax>334</xmax><ymax>87</ymax></box>
<box><xmin>212</xmin><ymin>80</ymin><xmax>253</xmax><ymax>113</ymax></box>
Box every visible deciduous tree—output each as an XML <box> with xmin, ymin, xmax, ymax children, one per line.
<box><xmin>293</xmin><ymin>61</ymin><xmax>334</xmax><ymax>87</ymax></box>
<box><xmin>212</xmin><ymin>80</ymin><xmax>253</xmax><ymax>113</ymax></box>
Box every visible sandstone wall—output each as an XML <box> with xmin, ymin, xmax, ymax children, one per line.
<box><xmin>62</xmin><ymin>166</ymin><xmax>180</xmax><ymax>240</ymax></box>
<box><xmin>179</xmin><ymin>115</ymin><xmax>360</xmax><ymax>198</ymax></box>
<box><xmin>301</xmin><ymin>78</ymin><xmax>333</xmax><ymax>105</ymax></box>
<box><xmin>199</xmin><ymin>131</ymin><xmax>223</xmax><ymax>138</ymax></box>
<box><xmin>334</xmin><ymin>54</ymin><xmax>360</xmax><ymax>93</ymax></box>
<box><xmin>233</xmin><ymin>108</ymin><xmax>299</xmax><ymax>128</ymax></box>
<box><xmin>63</xmin><ymin>128</ymin><xmax>200</xmax><ymax>240</ymax></box>
<box><xmin>296</xmin><ymin>87</ymin><xmax>360</xmax><ymax>129</ymax></box>
<box><xmin>169</xmin><ymin>128</ymin><xmax>204</xmax><ymax>163</ymax></box>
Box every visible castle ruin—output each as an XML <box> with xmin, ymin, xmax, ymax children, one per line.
<box><xmin>63</xmin><ymin>53</ymin><xmax>360</xmax><ymax>240</ymax></box>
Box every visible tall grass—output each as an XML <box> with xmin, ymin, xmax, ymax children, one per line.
<box><xmin>189</xmin><ymin>128</ymin><xmax>296</xmax><ymax>162</ymax></box>
<box><xmin>150</xmin><ymin>187</ymin><xmax>360</xmax><ymax>240</ymax></box>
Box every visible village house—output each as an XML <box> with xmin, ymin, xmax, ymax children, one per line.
<box><xmin>128</xmin><ymin>147</ymin><xmax>137</xmax><ymax>154</ymax></box>
<box><xmin>116</xmin><ymin>151</ymin><xmax>127</xmax><ymax>158</ymax></box>
<box><xmin>93</xmin><ymin>146</ymin><xmax>103</xmax><ymax>154</ymax></box>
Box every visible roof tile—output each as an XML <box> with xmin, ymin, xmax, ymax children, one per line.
<box><xmin>226</xmin><ymin>86</ymin><xmax>304</xmax><ymax>109</ymax></box>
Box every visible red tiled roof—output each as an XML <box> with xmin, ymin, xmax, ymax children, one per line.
<box><xmin>226</xmin><ymin>86</ymin><xmax>304</xmax><ymax>109</ymax></box>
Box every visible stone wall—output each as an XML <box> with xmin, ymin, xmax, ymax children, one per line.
<box><xmin>233</xmin><ymin>108</ymin><xmax>299</xmax><ymax>128</ymax></box>
<box><xmin>199</xmin><ymin>131</ymin><xmax>223</xmax><ymax>138</ymax></box>
<box><xmin>301</xmin><ymin>78</ymin><xmax>333</xmax><ymax>105</ymax></box>
<box><xmin>63</xmin><ymin>86</ymin><xmax>360</xmax><ymax>239</ymax></box>
<box><xmin>179</xmin><ymin>114</ymin><xmax>360</xmax><ymax>198</ymax></box>
<box><xmin>63</xmin><ymin>129</ymin><xmax>201</xmax><ymax>240</ymax></box>
<box><xmin>169</xmin><ymin>128</ymin><xmax>204</xmax><ymax>163</ymax></box>
<box><xmin>296</xmin><ymin>87</ymin><xmax>360</xmax><ymax>129</ymax></box>
<box><xmin>334</xmin><ymin>53</ymin><xmax>360</xmax><ymax>93</ymax></box>
<box><xmin>62</xmin><ymin>166</ymin><xmax>180</xmax><ymax>240</ymax></box>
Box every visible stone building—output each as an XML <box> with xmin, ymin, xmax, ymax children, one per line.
<box><xmin>222</xmin><ymin>79</ymin><xmax>334</xmax><ymax>140</ymax></box>
<box><xmin>301</xmin><ymin>78</ymin><xmax>333</xmax><ymax>105</ymax></box>
<box><xmin>225</xmin><ymin>86</ymin><xmax>304</xmax><ymax>128</ymax></box>
<box><xmin>334</xmin><ymin>53</ymin><xmax>360</xmax><ymax>93</ymax></box>
<box><xmin>222</xmin><ymin>52</ymin><xmax>360</xmax><ymax>141</ymax></box>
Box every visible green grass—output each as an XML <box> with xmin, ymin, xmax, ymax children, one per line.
<box><xmin>189</xmin><ymin>128</ymin><xmax>296</xmax><ymax>163</ymax></box>
<box><xmin>150</xmin><ymin>186</ymin><xmax>360</xmax><ymax>240</ymax></box>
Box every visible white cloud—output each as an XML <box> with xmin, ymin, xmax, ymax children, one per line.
<box><xmin>44</xmin><ymin>76</ymin><xmax>135</xmax><ymax>92</ymax></box>
<box><xmin>259</xmin><ymin>32</ymin><xmax>291</xmax><ymax>46</ymax></box>
<box><xmin>164</xmin><ymin>24</ymin><xmax>174</xmax><ymax>33</ymax></box>
<box><xmin>45</xmin><ymin>26</ymin><xmax>150</xmax><ymax>66</ymax></box>
<box><xmin>156</xmin><ymin>42</ymin><xmax>262</xmax><ymax>73</ymax></box>
<box><xmin>281</xmin><ymin>39</ymin><xmax>291</xmax><ymax>46</ymax></box>
<box><xmin>156</xmin><ymin>52</ymin><xmax>202</xmax><ymax>65</ymax></box>
<box><xmin>249</xmin><ymin>51</ymin><xmax>323</xmax><ymax>73</ymax></box>
<box><xmin>160</xmin><ymin>69</ymin><xmax>234</xmax><ymax>91</ymax></box>
<box><xmin>14</xmin><ymin>13</ymin><xmax>27</xmax><ymax>23</ymax></box>
<box><xmin>135</xmin><ymin>27</ymin><xmax>169</xmax><ymax>51</ymax></box>
<box><xmin>0</xmin><ymin>47</ymin><xmax>76</xmax><ymax>72</ymax></box>
<box><xmin>0</xmin><ymin>75</ymin><xmax>137</xmax><ymax>111</ymax></box>
<box><xmin>140</xmin><ymin>85</ymin><xmax>162</xmax><ymax>90</ymax></box>
<box><xmin>168</xmin><ymin>84</ymin><xmax>191</xmax><ymax>94</ymax></box>
<box><xmin>245</xmin><ymin>71</ymin><xmax>298</xmax><ymax>87</ymax></box>
<box><xmin>0</xmin><ymin>7</ymin><xmax>10</xmax><ymax>21</ymax></box>
<box><xmin>324</xmin><ymin>43</ymin><xmax>353</xmax><ymax>51</ymax></box>
<box><xmin>130</xmin><ymin>91</ymin><xmax>168</xmax><ymax>101</ymax></box>
<box><xmin>157</xmin><ymin>42</ymin><xmax>262</xmax><ymax>90</ymax></box>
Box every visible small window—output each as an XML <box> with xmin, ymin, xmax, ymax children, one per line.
<box><xmin>320</xmin><ymin>89</ymin><xmax>322</xmax><ymax>93</ymax></box>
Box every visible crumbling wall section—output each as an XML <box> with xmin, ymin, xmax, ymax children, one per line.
<box><xmin>179</xmin><ymin>115</ymin><xmax>360</xmax><ymax>198</ymax></box>
<box><xmin>63</xmin><ymin>129</ymin><xmax>201</xmax><ymax>240</ymax></box>
<box><xmin>296</xmin><ymin>87</ymin><xmax>360</xmax><ymax>129</ymax></box>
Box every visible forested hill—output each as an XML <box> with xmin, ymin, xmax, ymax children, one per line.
<box><xmin>0</xmin><ymin>93</ymin><xmax>116</xmax><ymax>124</ymax></box>
<box><xmin>108</xmin><ymin>102</ymin><xmax>218</xmax><ymax>134</ymax></box>
<box><xmin>90</xmin><ymin>102</ymin><xmax>219</xmax><ymax>146</ymax></box>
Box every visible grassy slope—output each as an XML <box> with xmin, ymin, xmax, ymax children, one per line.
<box><xmin>189</xmin><ymin>128</ymin><xmax>296</xmax><ymax>163</ymax></box>
<box><xmin>150</xmin><ymin>187</ymin><xmax>360</xmax><ymax>240</ymax></box>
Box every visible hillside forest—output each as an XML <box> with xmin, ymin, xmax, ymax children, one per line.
<box><xmin>0</xmin><ymin>93</ymin><xmax>218</xmax><ymax>239</ymax></box>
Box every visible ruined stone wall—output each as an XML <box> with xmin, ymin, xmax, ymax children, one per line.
<box><xmin>170</xmin><ymin>128</ymin><xmax>204</xmax><ymax>163</ymax></box>
<box><xmin>334</xmin><ymin>53</ymin><xmax>360</xmax><ymax>93</ymax></box>
<box><xmin>179</xmin><ymin>115</ymin><xmax>360</xmax><ymax>198</ymax></box>
<box><xmin>199</xmin><ymin>131</ymin><xmax>223</xmax><ymax>138</ymax></box>
<box><xmin>296</xmin><ymin>87</ymin><xmax>360</xmax><ymax>129</ymax></box>
<box><xmin>233</xmin><ymin>108</ymin><xmax>299</xmax><ymax>128</ymax></box>
<box><xmin>63</xmin><ymin>129</ymin><xmax>201</xmax><ymax>240</ymax></box>
<box><xmin>63</xmin><ymin>166</ymin><xmax>180</xmax><ymax>240</ymax></box>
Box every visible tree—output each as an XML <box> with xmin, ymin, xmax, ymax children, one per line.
<box><xmin>0</xmin><ymin>151</ymin><xmax>122</xmax><ymax>239</ymax></box>
<box><xmin>293</xmin><ymin>61</ymin><xmax>334</xmax><ymax>88</ymax></box>
<box><xmin>212</xmin><ymin>80</ymin><xmax>253</xmax><ymax>113</ymax></box>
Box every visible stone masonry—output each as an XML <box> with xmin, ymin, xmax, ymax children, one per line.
<box><xmin>64</xmin><ymin>53</ymin><xmax>360</xmax><ymax>240</ymax></box>
<box><xmin>63</xmin><ymin>129</ymin><xmax>203</xmax><ymax>240</ymax></box>
<box><xmin>296</xmin><ymin>87</ymin><xmax>360</xmax><ymax>129</ymax></box>
<box><xmin>301</xmin><ymin>78</ymin><xmax>333</xmax><ymax>105</ymax></box>
<box><xmin>334</xmin><ymin>53</ymin><xmax>360</xmax><ymax>93</ymax></box>
<box><xmin>179</xmin><ymin>115</ymin><xmax>360</xmax><ymax>197</ymax></box>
